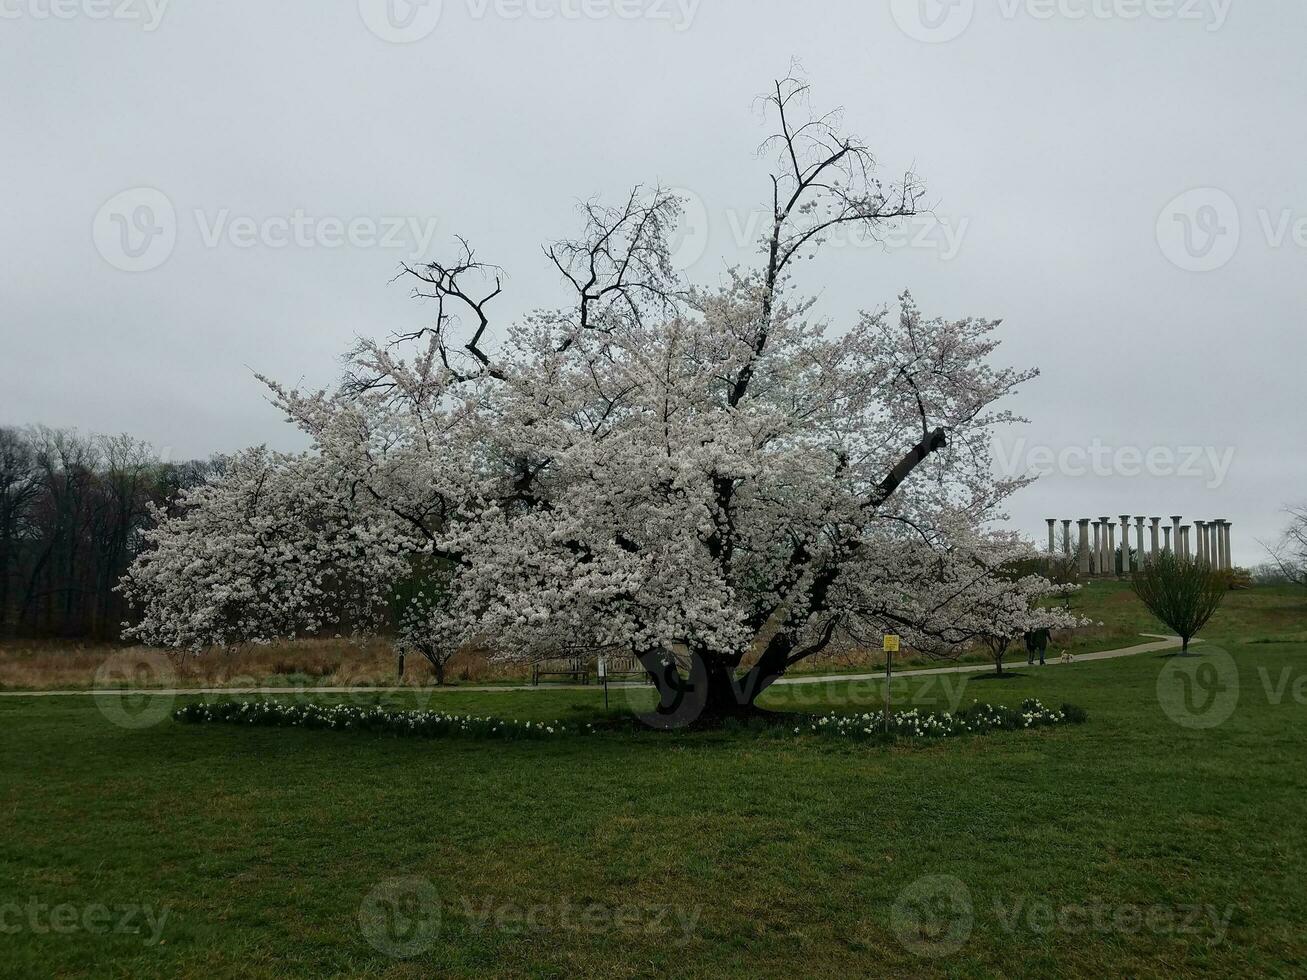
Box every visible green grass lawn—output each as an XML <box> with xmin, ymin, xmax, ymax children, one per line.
<box><xmin>2</xmin><ymin>586</ymin><xmax>1306</xmax><ymax>978</ymax></box>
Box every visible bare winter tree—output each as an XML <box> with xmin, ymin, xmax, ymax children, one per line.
<box><xmin>0</xmin><ymin>427</ymin><xmax>40</xmax><ymax>633</ymax></box>
<box><xmin>1264</xmin><ymin>506</ymin><xmax>1307</xmax><ymax>587</ymax></box>
<box><xmin>0</xmin><ymin>425</ymin><xmax>222</xmax><ymax>639</ymax></box>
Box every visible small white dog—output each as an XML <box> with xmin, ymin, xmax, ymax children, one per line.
<box><xmin>1059</xmin><ymin>652</ymin><xmax>1075</xmax><ymax>664</ymax></box>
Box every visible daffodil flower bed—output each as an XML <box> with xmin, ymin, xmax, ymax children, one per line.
<box><xmin>173</xmin><ymin>701</ymin><xmax>579</xmax><ymax>739</ymax></box>
<box><xmin>799</xmin><ymin>699</ymin><xmax>1087</xmax><ymax>740</ymax></box>
<box><xmin>175</xmin><ymin>698</ymin><xmax>1085</xmax><ymax>742</ymax></box>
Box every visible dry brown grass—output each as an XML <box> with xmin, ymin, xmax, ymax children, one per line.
<box><xmin>0</xmin><ymin>636</ymin><xmax>534</xmax><ymax>691</ymax></box>
<box><xmin>0</xmin><ymin>635</ymin><xmax>965</xmax><ymax>691</ymax></box>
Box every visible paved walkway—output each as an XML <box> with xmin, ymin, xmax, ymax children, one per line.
<box><xmin>0</xmin><ymin>634</ymin><xmax>1193</xmax><ymax>699</ymax></box>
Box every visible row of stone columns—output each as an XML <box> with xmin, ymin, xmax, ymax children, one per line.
<box><xmin>1046</xmin><ymin>516</ymin><xmax>1233</xmax><ymax>577</ymax></box>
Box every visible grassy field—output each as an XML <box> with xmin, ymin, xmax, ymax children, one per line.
<box><xmin>2</xmin><ymin>584</ymin><xmax>1306</xmax><ymax>977</ymax></box>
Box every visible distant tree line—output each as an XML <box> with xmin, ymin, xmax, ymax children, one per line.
<box><xmin>0</xmin><ymin>426</ymin><xmax>222</xmax><ymax>641</ymax></box>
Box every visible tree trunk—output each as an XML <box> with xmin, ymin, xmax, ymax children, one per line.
<box><xmin>419</xmin><ymin>645</ymin><xmax>446</xmax><ymax>685</ymax></box>
<box><xmin>637</xmin><ymin>649</ymin><xmax>768</xmax><ymax>730</ymax></box>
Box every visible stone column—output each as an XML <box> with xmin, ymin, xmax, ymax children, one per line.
<box><xmin>1208</xmin><ymin>522</ymin><xmax>1220</xmax><ymax>568</ymax></box>
<box><xmin>1108</xmin><ymin>521</ymin><xmax>1118</xmax><ymax>576</ymax></box>
<box><xmin>1195</xmin><ymin>521</ymin><xmax>1207</xmax><ymax>565</ymax></box>
<box><xmin>1216</xmin><ymin>520</ymin><xmax>1230</xmax><ymax>570</ymax></box>
<box><xmin>1092</xmin><ymin>521</ymin><xmax>1102</xmax><ymax>576</ymax></box>
<box><xmin>1120</xmin><ymin>514</ymin><xmax>1132</xmax><ymax>574</ymax></box>
<box><xmin>1150</xmin><ymin>518</ymin><xmax>1161</xmax><ymax>562</ymax></box>
<box><xmin>1063</xmin><ymin>520</ymin><xmax>1073</xmax><ymax>558</ymax></box>
<box><xmin>1078</xmin><ymin>520</ymin><xmax>1091</xmax><ymax>575</ymax></box>
<box><xmin>1100</xmin><ymin>517</ymin><xmax>1112</xmax><ymax>577</ymax></box>
<box><xmin>1163</xmin><ymin>526</ymin><xmax>1172</xmax><ymax>555</ymax></box>
<box><xmin>1047</xmin><ymin>519</ymin><xmax>1057</xmax><ymax>554</ymax></box>
<box><xmin>1181</xmin><ymin>525</ymin><xmax>1191</xmax><ymax>560</ymax></box>
<box><xmin>1136</xmin><ymin>517</ymin><xmax>1147</xmax><ymax>571</ymax></box>
<box><xmin>1171</xmin><ymin>516</ymin><xmax>1183</xmax><ymax>558</ymax></box>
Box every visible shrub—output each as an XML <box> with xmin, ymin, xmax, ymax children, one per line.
<box><xmin>1131</xmin><ymin>552</ymin><xmax>1228</xmax><ymax>653</ymax></box>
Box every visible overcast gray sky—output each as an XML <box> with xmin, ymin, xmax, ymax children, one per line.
<box><xmin>2</xmin><ymin>0</ymin><xmax>1303</xmax><ymax>565</ymax></box>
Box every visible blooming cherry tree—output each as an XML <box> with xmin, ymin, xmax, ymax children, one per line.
<box><xmin>123</xmin><ymin>76</ymin><xmax>1079</xmax><ymax>723</ymax></box>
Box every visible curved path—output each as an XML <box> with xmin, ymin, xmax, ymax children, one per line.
<box><xmin>0</xmin><ymin>634</ymin><xmax>1195</xmax><ymax>699</ymax></box>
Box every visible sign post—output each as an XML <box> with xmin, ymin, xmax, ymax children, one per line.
<box><xmin>882</xmin><ymin>635</ymin><xmax>900</xmax><ymax>734</ymax></box>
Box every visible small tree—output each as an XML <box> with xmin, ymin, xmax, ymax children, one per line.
<box><xmin>1131</xmin><ymin>552</ymin><xmax>1227</xmax><ymax>654</ymax></box>
<box><xmin>982</xmin><ymin>633</ymin><xmax>1015</xmax><ymax>676</ymax></box>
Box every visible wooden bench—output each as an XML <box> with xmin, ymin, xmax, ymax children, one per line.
<box><xmin>598</xmin><ymin>654</ymin><xmax>649</xmax><ymax>683</ymax></box>
<box><xmin>531</xmin><ymin>656</ymin><xmax>591</xmax><ymax>686</ymax></box>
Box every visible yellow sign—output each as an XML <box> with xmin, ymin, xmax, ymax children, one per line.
<box><xmin>883</xmin><ymin>635</ymin><xmax>901</xmax><ymax>653</ymax></box>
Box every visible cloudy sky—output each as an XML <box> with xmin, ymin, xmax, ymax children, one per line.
<box><xmin>2</xmin><ymin>0</ymin><xmax>1303</xmax><ymax>564</ymax></box>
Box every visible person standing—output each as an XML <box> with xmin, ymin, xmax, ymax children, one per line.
<box><xmin>1025</xmin><ymin>628</ymin><xmax>1051</xmax><ymax>666</ymax></box>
